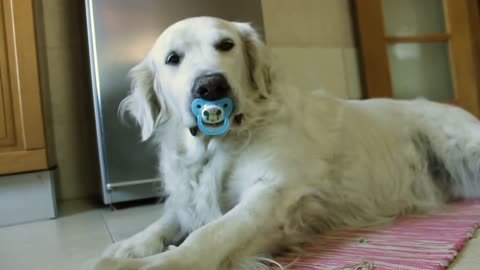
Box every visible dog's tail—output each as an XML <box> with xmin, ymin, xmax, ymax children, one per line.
<box><xmin>442</xmin><ymin>140</ymin><xmax>480</xmax><ymax>200</ymax></box>
<box><xmin>415</xmin><ymin>105</ymin><xmax>480</xmax><ymax>200</ymax></box>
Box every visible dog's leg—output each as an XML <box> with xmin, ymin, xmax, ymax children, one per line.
<box><xmin>102</xmin><ymin>209</ymin><xmax>182</xmax><ymax>259</ymax></box>
<box><xmin>92</xmin><ymin>182</ymin><xmax>292</xmax><ymax>270</ymax></box>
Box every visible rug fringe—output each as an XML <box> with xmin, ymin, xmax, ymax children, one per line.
<box><xmin>332</xmin><ymin>260</ymin><xmax>374</xmax><ymax>270</ymax></box>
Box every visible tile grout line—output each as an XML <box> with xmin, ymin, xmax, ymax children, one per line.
<box><xmin>101</xmin><ymin>211</ymin><xmax>115</xmax><ymax>243</ymax></box>
<box><xmin>341</xmin><ymin>48</ymin><xmax>352</xmax><ymax>99</ymax></box>
<box><xmin>342</xmin><ymin>48</ymin><xmax>362</xmax><ymax>99</ymax></box>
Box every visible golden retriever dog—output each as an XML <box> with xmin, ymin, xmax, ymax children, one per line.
<box><xmin>88</xmin><ymin>17</ymin><xmax>480</xmax><ymax>270</ymax></box>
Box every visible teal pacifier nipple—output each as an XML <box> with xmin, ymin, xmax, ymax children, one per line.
<box><xmin>191</xmin><ymin>97</ymin><xmax>233</xmax><ymax>136</ymax></box>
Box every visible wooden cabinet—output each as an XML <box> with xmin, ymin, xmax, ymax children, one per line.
<box><xmin>354</xmin><ymin>0</ymin><xmax>480</xmax><ymax>116</ymax></box>
<box><xmin>0</xmin><ymin>0</ymin><xmax>48</xmax><ymax>174</ymax></box>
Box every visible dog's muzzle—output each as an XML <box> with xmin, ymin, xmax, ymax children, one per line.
<box><xmin>191</xmin><ymin>73</ymin><xmax>231</xmax><ymax>101</ymax></box>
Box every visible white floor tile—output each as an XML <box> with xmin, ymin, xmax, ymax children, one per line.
<box><xmin>102</xmin><ymin>203</ymin><xmax>163</xmax><ymax>242</ymax></box>
<box><xmin>449</xmin><ymin>230</ymin><xmax>480</xmax><ymax>270</ymax></box>
<box><xmin>0</xmin><ymin>209</ymin><xmax>112</xmax><ymax>270</ymax></box>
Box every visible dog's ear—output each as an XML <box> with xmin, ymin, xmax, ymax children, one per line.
<box><xmin>119</xmin><ymin>55</ymin><xmax>164</xmax><ymax>141</ymax></box>
<box><xmin>234</xmin><ymin>22</ymin><xmax>273</xmax><ymax>97</ymax></box>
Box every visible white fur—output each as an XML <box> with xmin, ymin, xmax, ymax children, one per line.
<box><xmin>89</xmin><ymin>17</ymin><xmax>480</xmax><ymax>270</ymax></box>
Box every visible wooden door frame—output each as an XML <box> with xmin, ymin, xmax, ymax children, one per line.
<box><xmin>445</xmin><ymin>0</ymin><xmax>480</xmax><ymax>116</ymax></box>
<box><xmin>352</xmin><ymin>0</ymin><xmax>392</xmax><ymax>98</ymax></box>
<box><xmin>469</xmin><ymin>0</ymin><xmax>480</xmax><ymax>107</ymax></box>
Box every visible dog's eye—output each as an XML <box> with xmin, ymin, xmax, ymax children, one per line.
<box><xmin>165</xmin><ymin>52</ymin><xmax>181</xmax><ymax>65</ymax></box>
<box><xmin>215</xmin><ymin>39</ymin><xmax>235</xmax><ymax>52</ymax></box>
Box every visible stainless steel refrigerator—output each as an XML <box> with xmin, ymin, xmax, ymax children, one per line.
<box><xmin>85</xmin><ymin>0</ymin><xmax>264</xmax><ymax>204</ymax></box>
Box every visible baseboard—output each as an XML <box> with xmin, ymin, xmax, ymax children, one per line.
<box><xmin>0</xmin><ymin>169</ymin><xmax>57</xmax><ymax>227</ymax></box>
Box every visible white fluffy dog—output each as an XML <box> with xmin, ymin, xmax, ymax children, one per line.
<box><xmin>91</xmin><ymin>17</ymin><xmax>480</xmax><ymax>270</ymax></box>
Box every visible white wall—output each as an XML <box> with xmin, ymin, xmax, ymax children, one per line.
<box><xmin>262</xmin><ymin>0</ymin><xmax>362</xmax><ymax>99</ymax></box>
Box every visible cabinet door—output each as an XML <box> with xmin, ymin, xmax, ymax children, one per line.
<box><xmin>354</xmin><ymin>0</ymin><xmax>480</xmax><ymax>116</ymax></box>
<box><xmin>0</xmin><ymin>0</ymin><xmax>47</xmax><ymax>174</ymax></box>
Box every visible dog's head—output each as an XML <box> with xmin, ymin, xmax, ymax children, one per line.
<box><xmin>120</xmin><ymin>17</ymin><xmax>273</xmax><ymax>140</ymax></box>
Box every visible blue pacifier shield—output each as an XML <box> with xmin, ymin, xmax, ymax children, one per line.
<box><xmin>191</xmin><ymin>97</ymin><xmax>234</xmax><ymax>135</ymax></box>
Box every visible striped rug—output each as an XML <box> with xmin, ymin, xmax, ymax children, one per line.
<box><xmin>276</xmin><ymin>200</ymin><xmax>480</xmax><ymax>270</ymax></box>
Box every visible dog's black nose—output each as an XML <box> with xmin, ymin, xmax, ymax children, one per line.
<box><xmin>192</xmin><ymin>73</ymin><xmax>231</xmax><ymax>101</ymax></box>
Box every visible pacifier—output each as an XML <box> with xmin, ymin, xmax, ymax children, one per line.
<box><xmin>191</xmin><ymin>97</ymin><xmax>234</xmax><ymax>136</ymax></box>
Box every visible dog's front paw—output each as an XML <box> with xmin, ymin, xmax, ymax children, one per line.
<box><xmin>84</xmin><ymin>257</ymin><xmax>146</xmax><ymax>270</ymax></box>
<box><xmin>102</xmin><ymin>235</ymin><xmax>164</xmax><ymax>259</ymax></box>
<box><xmin>85</xmin><ymin>249</ymin><xmax>204</xmax><ymax>270</ymax></box>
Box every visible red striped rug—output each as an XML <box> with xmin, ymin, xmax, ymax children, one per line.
<box><xmin>276</xmin><ymin>200</ymin><xmax>480</xmax><ymax>270</ymax></box>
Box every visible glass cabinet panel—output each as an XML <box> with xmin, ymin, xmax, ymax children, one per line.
<box><xmin>388</xmin><ymin>42</ymin><xmax>454</xmax><ymax>101</ymax></box>
<box><xmin>383</xmin><ymin>0</ymin><xmax>446</xmax><ymax>36</ymax></box>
